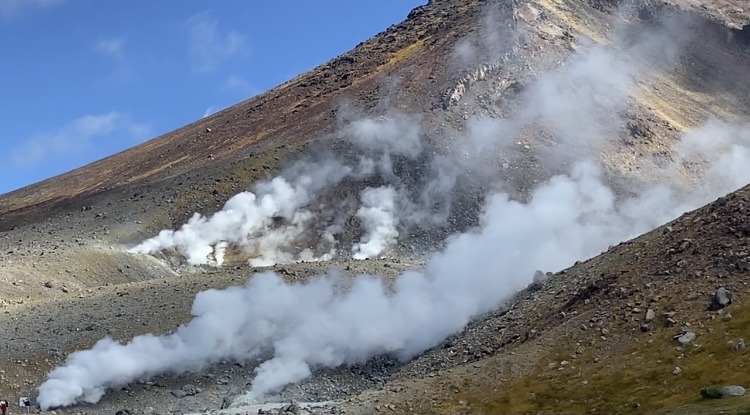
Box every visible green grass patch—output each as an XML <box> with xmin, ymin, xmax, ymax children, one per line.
<box><xmin>458</xmin><ymin>305</ymin><xmax>750</xmax><ymax>414</ymax></box>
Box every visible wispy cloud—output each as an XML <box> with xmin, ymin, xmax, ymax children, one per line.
<box><xmin>202</xmin><ymin>106</ymin><xmax>218</xmax><ymax>118</ymax></box>
<box><xmin>10</xmin><ymin>112</ymin><xmax>151</xmax><ymax>167</ymax></box>
<box><xmin>0</xmin><ymin>0</ymin><xmax>65</xmax><ymax>21</ymax></box>
<box><xmin>96</xmin><ymin>36</ymin><xmax>125</xmax><ymax>60</ymax></box>
<box><xmin>187</xmin><ymin>12</ymin><xmax>249</xmax><ymax>73</ymax></box>
<box><xmin>222</xmin><ymin>75</ymin><xmax>255</xmax><ymax>95</ymax></box>
<box><xmin>95</xmin><ymin>35</ymin><xmax>135</xmax><ymax>81</ymax></box>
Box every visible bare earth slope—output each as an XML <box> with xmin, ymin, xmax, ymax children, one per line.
<box><xmin>0</xmin><ymin>0</ymin><xmax>749</xmax><ymax>414</ymax></box>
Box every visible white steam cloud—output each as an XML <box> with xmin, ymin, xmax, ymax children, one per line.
<box><xmin>130</xmin><ymin>115</ymin><xmax>423</xmax><ymax>265</ymax></box>
<box><xmin>38</xmin><ymin>5</ymin><xmax>750</xmax><ymax>411</ymax></box>
<box><xmin>677</xmin><ymin>121</ymin><xmax>750</xmax><ymax>191</ymax></box>
<box><xmin>129</xmin><ymin>172</ymin><xmax>347</xmax><ymax>266</ymax></box>
<box><xmin>352</xmin><ymin>186</ymin><xmax>399</xmax><ymax>260</ymax></box>
<box><xmin>38</xmin><ymin>139</ymin><xmax>750</xmax><ymax>408</ymax></box>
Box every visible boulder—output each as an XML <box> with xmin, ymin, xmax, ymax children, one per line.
<box><xmin>181</xmin><ymin>384</ymin><xmax>200</xmax><ymax>396</ymax></box>
<box><xmin>533</xmin><ymin>270</ymin><xmax>550</xmax><ymax>285</ymax></box>
<box><xmin>676</xmin><ymin>239</ymin><xmax>691</xmax><ymax>252</ymax></box>
<box><xmin>527</xmin><ymin>270</ymin><xmax>549</xmax><ymax>292</ymax></box>
<box><xmin>171</xmin><ymin>384</ymin><xmax>200</xmax><ymax>398</ymax></box>
<box><xmin>732</xmin><ymin>338</ymin><xmax>746</xmax><ymax>351</ymax></box>
<box><xmin>281</xmin><ymin>402</ymin><xmax>301</xmax><ymax>415</ymax></box>
<box><xmin>721</xmin><ymin>385</ymin><xmax>746</xmax><ymax>397</ymax></box>
<box><xmin>675</xmin><ymin>331</ymin><xmax>696</xmax><ymax>344</ymax></box>
<box><xmin>170</xmin><ymin>390</ymin><xmax>187</xmax><ymax>399</ymax></box>
<box><xmin>645</xmin><ymin>309</ymin><xmax>656</xmax><ymax>323</ymax></box>
<box><xmin>709</xmin><ymin>287</ymin><xmax>732</xmax><ymax>310</ymax></box>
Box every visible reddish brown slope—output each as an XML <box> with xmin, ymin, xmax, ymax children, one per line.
<box><xmin>0</xmin><ymin>0</ymin><xmax>488</xmax><ymax>228</ymax></box>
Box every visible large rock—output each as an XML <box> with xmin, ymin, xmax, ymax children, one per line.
<box><xmin>281</xmin><ymin>402</ymin><xmax>302</xmax><ymax>415</ymax></box>
<box><xmin>732</xmin><ymin>338</ymin><xmax>746</xmax><ymax>351</ymax></box>
<box><xmin>645</xmin><ymin>309</ymin><xmax>656</xmax><ymax>322</ymax></box>
<box><xmin>170</xmin><ymin>390</ymin><xmax>187</xmax><ymax>398</ymax></box>
<box><xmin>527</xmin><ymin>270</ymin><xmax>550</xmax><ymax>292</ymax></box>
<box><xmin>533</xmin><ymin>270</ymin><xmax>550</xmax><ymax>285</ymax></box>
<box><xmin>171</xmin><ymin>384</ymin><xmax>200</xmax><ymax>398</ymax></box>
<box><xmin>721</xmin><ymin>385</ymin><xmax>746</xmax><ymax>397</ymax></box>
<box><xmin>675</xmin><ymin>331</ymin><xmax>696</xmax><ymax>344</ymax></box>
<box><xmin>709</xmin><ymin>287</ymin><xmax>732</xmax><ymax>310</ymax></box>
<box><xmin>182</xmin><ymin>384</ymin><xmax>200</xmax><ymax>395</ymax></box>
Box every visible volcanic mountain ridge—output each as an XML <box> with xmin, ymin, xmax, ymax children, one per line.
<box><xmin>0</xmin><ymin>0</ymin><xmax>749</xmax><ymax>414</ymax></box>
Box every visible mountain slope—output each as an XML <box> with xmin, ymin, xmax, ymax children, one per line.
<box><xmin>0</xmin><ymin>0</ymin><xmax>749</xmax><ymax>414</ymax></box>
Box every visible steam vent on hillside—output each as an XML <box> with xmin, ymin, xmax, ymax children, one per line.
<box><xmin>1</xmin><ymin>1</ymin><xmax>749</xmax><ymax>414</ymax></box>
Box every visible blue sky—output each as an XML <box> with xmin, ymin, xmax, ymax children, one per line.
<box><xmin>0</xmin><ymin>0</ymin><xmax>425</xmax><ymax>195</ymax></box>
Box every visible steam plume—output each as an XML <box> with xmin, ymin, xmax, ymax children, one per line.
<box><xmin>352</xmin><ymin>186</ymin><xmax>399</xmax><ymax>260</ymax></box>
<box><xmin>130</xmin><ymin>115</ymin><xmax>423</xmax><ymax>265</ymax></box>
<box><xmin>37</xmin><ymin>132</ymin><xmax>750</xmax><ymax>409</ymax></box>
<box><xmin>129</xmin><ymin>172</ymin><xmax>346</xmax><ymax>266</ymax></box>
<box><xmin>38</xmin><ymin>5</ymin><xmax>750</xmax><ymax>410</ymax></box>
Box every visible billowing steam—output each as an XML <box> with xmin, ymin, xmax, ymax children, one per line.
<box><xmin>677</xmin><ymin>121</ymin><xmax>750</xmax><ymax>191</ymax></box>
<box><xmin>38</xmin><ymin>5</ymin><xmax>750</xmax><ymax>411</ymax></box>
<box><xmin>352</xmin><ymin>186</ymin><xmax>398</xmax><ymax>259</ymax></box>
<box><xmin>130</xmin><ymin>116</ymin><xmax>423</xmax><ymax>265</ymax></box>
<box><xmin>129</xmin><ymin>174</ymin><xmax>346</xmax><ymax>266</ymax></box>
<box><xmin>38</xmin><ymin>140</ymin><xmax>749</xmax><ymax>408</ymax></box>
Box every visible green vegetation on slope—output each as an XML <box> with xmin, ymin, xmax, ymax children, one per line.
<box><xmin>456</xmin><ymin>305</ymin><xmax>750</xmax><ymax>414</ymax></box>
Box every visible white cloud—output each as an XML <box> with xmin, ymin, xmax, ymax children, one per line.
<box><xmin>96</xmin><ymin>36</ymin><xmax>125</xmax><ymax>60</ymax></box>
<box><xmin>187</xmin><ymin>12</ymin><xmax>249</xmax><ymax>73</ymax></box>
<box><xmin>222</xmin><ymin>75</ymin><xmax>254</xmax><ymax>94</ymax></box>
<box><xmin>202</xmin><ymin>106</ymin><xmax>218</xmax><ymax>118</ymax></box>
<box><xmin>127</xmin><ymin>121</ymin><xmax>151</xmax><ymax>138</ymax></box>
<box><xmin>0</xmin><ymin>0</ymin><xmax>64</xmax><ymax>21</ymax></box>
<box><xmin>10</xmin><ymin>112</ymin><xmax>151</xmax><ymax>167</ymax></box>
